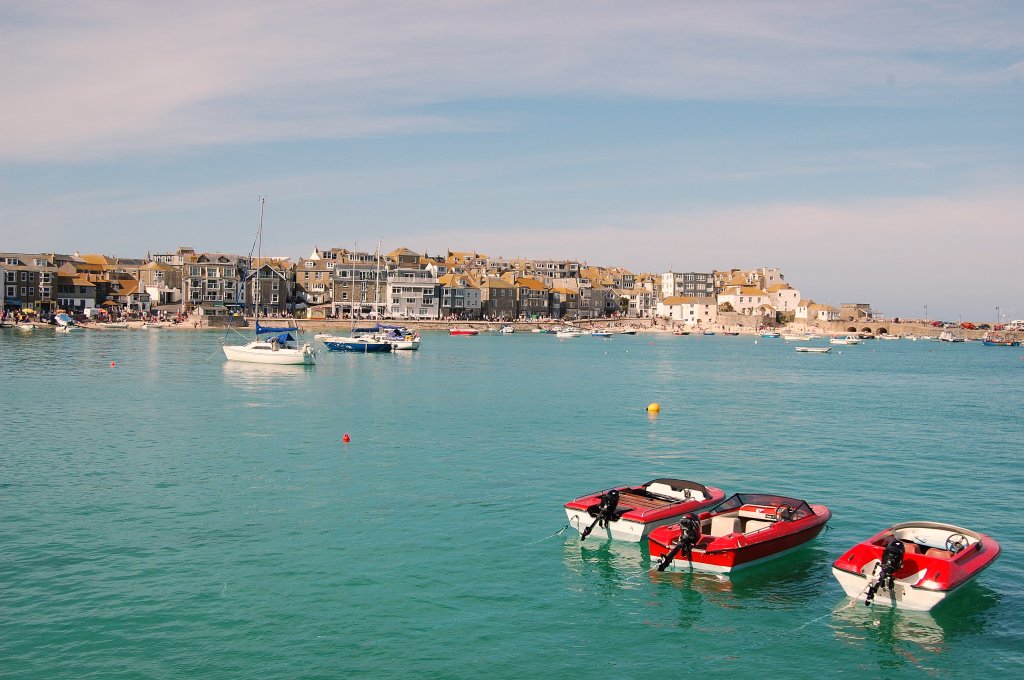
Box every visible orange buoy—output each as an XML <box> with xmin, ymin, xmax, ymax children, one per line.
<box><xmin>646</xmin><ymin>403</ymin><xmax>660</xmax><ymax>413</ymax></box>
<box><xmin>342</xmin><ymin>433</ymin><xmax>351</xmax><ymax>443</ymax></box>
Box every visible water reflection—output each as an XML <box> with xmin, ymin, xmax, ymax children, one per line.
<box><xmin>562</xmin><ymin>539</ymin><xmax>646</xmax><ymax>594</ymax></box>
<box><xmin>830</xmin><ymin>583</ymin><xmax>999</xmax><ymax>660</ymax></box>
<box><xmin>221</xmin><ymin>360</ymin><xmax>316</xmax><ymax>388</ymax></box>
<box><xmin>648</xmin><ymin>546</ymin><xmax>831</xmax><ymax>611</ymax></box>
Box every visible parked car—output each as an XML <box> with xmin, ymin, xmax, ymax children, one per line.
<box><xmin>960</xmin><ymin>322</ymin><xmax>976</xmax><ymax>330</ymax></box>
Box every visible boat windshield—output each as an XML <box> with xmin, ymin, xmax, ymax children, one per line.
<box><xmin>709</xmin><ymin>493</ymin><xmax>813</xmax><ymax>520</ymax></box>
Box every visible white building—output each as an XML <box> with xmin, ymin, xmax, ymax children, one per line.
<box><xmin>387</xmin><ymin>268</ymin><xmax>440</xmax><ymax>319</ymax></box>
<box><xmin>717</xmin><ymin>286</ymin><xmax>773</xmax><ymax>316</ymax></box>
<box><xmin>657</xmin><ymin>296</ymin><xmax>718</xmax><ymax>325</ymax></box>
<box><xmin>768</xmin><ymin>284</ymin><xmax>801</xmax><ymax>313</ymax></box>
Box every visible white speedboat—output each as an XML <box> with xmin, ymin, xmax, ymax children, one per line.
<box><xmin>830</xmin><ymin>335</ymin><xmax>860</xmax><ymax>345</ymax></box>
<box><xmin>556</xmin><ymin>329</ymin><xmax>586</xmax><ymax>338</ymax></box>
<box><xmin>499</xmin><ymin>325</ymin><xmax>515</xmax><ymax>334</ymax></box>
<box><xmin>17</xmin><ymin>322</ymin><xmax>37</xmax><ymax>331</ymax></box>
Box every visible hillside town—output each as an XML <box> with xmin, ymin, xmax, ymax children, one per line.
<box><xmin>2</xmin><ymin>245</ymin><xmax>872</xmax><ymax>326</ymax></box>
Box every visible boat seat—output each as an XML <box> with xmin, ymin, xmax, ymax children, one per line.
<box><xmin>744</xmin><ymin>519</ymin><xmax>773</xmax><ymax>533</ymax></box>
<box><xmin>925</xmin><ymin>548</ymin><xmax>953</xmax><ymax>559</ymax></box>
<box><xmin>901</xmin><ymin>542</ymin><xmax>921</xmax><ymax>555</ymax></box>
<box><xmin>710</xmin><ymin>516</ymin><xmax>742</xmax><ymax>537</ymax></box>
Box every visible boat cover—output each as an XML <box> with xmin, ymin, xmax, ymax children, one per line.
<box><xmin>256</xmin><ymin>322</ymin><xmax>299</xmax><ymax>334</ymax></box>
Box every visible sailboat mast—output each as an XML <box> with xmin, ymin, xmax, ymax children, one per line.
<box><xmin>375</xmin><ymin>239</ymin><xmax>382</xmax><ymax>319</ymax></box>
<box><xmin>255</xmin><ymin>196</ymin><xmax>265</xmax><ymax>329</ymax></box>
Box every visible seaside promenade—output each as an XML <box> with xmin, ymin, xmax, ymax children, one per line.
<box><xmin>92</xmin><ymin>315</ymin><xmax>988</xmax><ymax>340</ymax></box>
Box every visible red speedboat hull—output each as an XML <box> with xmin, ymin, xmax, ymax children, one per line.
<box><xmin>831</xmin><ymin>521</ymin><xmax>1001</xmax><ymax>611</ymax></box>
<box><xmin>565</xmin><ymin>479</ymin><xmax>725</xmax><ymax>543</ymax></box>
<box><xmin>648</xmin><ymin>493</ymin><xmax>831</xmax><ymax>573</ymax></box>
<box><xmin>449</xmin><ymin>329</ymin><xmax>479</xmax><ymax>336</ymax></box>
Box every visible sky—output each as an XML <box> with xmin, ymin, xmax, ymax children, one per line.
<box><xmin>1</xmin><ymin>0</ymin><xmax>1022</xmax><ymax>321</ymax></box>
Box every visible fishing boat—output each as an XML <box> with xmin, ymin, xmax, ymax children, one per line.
<box><xmin>648</xmin><ymin>492</ymin><xmax>831</xmax><ymax>573</ymax></box>
<box><xmin>795</xmin><ymin>346</ymin><xmax>831</xmax><ymax>353</ymax></box>
<box><xmin>702</xmin><ymin>331</ymin><xmax>716</xmax><ymax>336</ymax></box>
<box><xmin>782</xmin><ymin>334</ymin><xmax>806</xmax><ymax>341</ymax></box>
<box><xmin>672</xmin><ymin>329</ymin><xmax>690</xmax><ymax>336</ymax></box>
<box><xmin>831</xmin><ymin>521</ymin><xmax>1001</xmax><ymax>611</ymax></box>
<box><xmin>760</xmin><ymin>331</ymin><xmax>781</xmax><ymax>338</ymax></box>
<box><xmin>723</xmin><ymin>331</ymin><xmax>740</xmax><ymax>336</ymax></box>
<box><xmin>982</xmin><ymin>332</ymin><xmax>1019</xmax><ymax>347</ymax></box>
<box><xmin>223</xmin><ymin>198</ymin><xmax>315</xmax><ymax>366</ymax></box>
<box><xmin>565</xmin><ymin>479</ymin><xmax>726</xmax><ymax>543</ymax></box>
<box><xmin>618</xmin><ymin>329</ymin><xmax>637</xmax><ymax>335</ymax></box>
<box><xmin>449</xmin><ymin>328</ymin><xmax>479</xmax><ymax>336</ymax></box>
<box><xmin>939</xmin><ymin>330</ymin><xmax>965</xmax><ymax>342</ymax></box>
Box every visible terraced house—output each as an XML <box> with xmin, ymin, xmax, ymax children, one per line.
<box><xmin>182</xmin><ymin>253</ymin><xmax>244</xmax><ymax>318</ymax></box>
<box><xmin>1</xmin><ymin>252</ymin><xmax>62</xmax><ymax>314</ymax></box>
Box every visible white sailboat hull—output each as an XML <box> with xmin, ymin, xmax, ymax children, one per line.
<box><xmin>223</xmin><ymin>341</ymin><xmax>315</xmax><ymax>365</ymax></box>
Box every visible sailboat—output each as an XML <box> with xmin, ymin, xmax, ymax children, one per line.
<box><xmin>223</xmin><ymin>198</ymin><xmax>316</xmax><ymax>366</ymax></box>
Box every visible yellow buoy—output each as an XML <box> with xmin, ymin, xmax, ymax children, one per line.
<box><xmin>646</xmin><ymin>402</ymin><xmax>660</xmax><ymax>413</ymax></box>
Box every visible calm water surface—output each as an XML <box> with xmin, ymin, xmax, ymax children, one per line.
<box><xmin>2</xmin><ymin>328</ymin><xmax>1022</xmax><ymax>678</ymax></box>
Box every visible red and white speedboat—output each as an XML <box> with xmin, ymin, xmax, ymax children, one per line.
<box><xmin>449</xmin><ymin>328</ymin><xmax>479</xmax><ymax>336</ymax></box>
<box><xmin>648</xmin><ymin>493</ymin><xmax>831</xmax><ymax>573</ymax></box>
<box><xmin>831</xmin><ymin>521</ymin><xmax>1001</xmax><ymax>612</ymax></box>
<box><xmin>564</xmin><ymin>478</ymin><xmax>725</xmax><ymax>543</ymax></box>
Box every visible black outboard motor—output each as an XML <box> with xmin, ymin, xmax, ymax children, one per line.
<box><xmin>865</xmin><ymin>539</ymin><xmax>905</xmax><ymax>606</ymax></box>
<box><xmin>656</xmin><ymin>513</ymin><xmax>702</xmax><ymax>572</ymax></box>
<box><xmin>580</xmin><ymin>489</ymin><xmax>621</xmax><ymax>542</ymax></box>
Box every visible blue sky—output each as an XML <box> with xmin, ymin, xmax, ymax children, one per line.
<box><xmin>1</xmin><ymin>0</ymin><xmax>1022</xmax><ymax>321</ymax></box>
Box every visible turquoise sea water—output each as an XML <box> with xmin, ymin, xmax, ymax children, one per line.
<box><xmin>2</xmin><ymin>328</ymin><xmax>1022</xmax><ymax>678</ymax></box>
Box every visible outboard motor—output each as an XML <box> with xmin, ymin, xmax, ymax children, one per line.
<box><xmin>580</xmin><ymin>489</ymin><xmax>621</xmax><ymax>542</ymax></box>
<box><xmin>865</xmin><ymin>539</ymin><xmax>905</xmax><ymax>606</ymax></box>
<box><xmin>656</xmin><ymin>513</ymin><xmax>702</xmax><ymax>572</ymax></box>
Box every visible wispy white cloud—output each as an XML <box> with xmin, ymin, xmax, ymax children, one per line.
<box><xmin>2</xmin><ymin>0</ymin><xmax>1021</xmax><ymax>161</ymax></box>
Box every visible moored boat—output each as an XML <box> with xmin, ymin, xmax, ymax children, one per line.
<box><xmin>982</xmin><ymin>332</ymin><xmax>1019</xmax><ymax>347</ymax></box>
<box><xmin>648</xmin><ymin>492</ymin><xmax>830</xmax><ymax>573</ymax></box>
<box><xmin>618</xmin><ymin>329</ymin><xmax>637</xmax><ymax>335</ymax></box>
<box><xmin>375</xmin><ymin>324</ymin><xmax>421</xmax><ymax>350</ymax></box>
<box><xmin>222</xmin><ymin>198</ymin><xmax>316</xmax><ymax>366</ymax></box>
<box><xmin>831</xmin><ymin>521</ymin><xmax>1001</xmax><ymax>611</ymax></box>
<box><xmin>830</xmin><ymin>335</ymin><xmax>860</xmax><ymax>345</ymax></box>
<box><xmin>322</xmin><ymin>329</ymin><xmax>393</xmax><ymax>353</ymax></box>
<box><xmin>224</xmin><ymin>323</ymin><xmax>317</xmax><ymax>364</ymax></box>
<box><xmin>760</xmin><ymin>331</ymin><xmax>781</xmax><ymax>338</ymax></box>
<box><xmin>565</xmin><ymin>478</ymin><xmax>726</xmax><ymax>543</ymax></box>
<box><xmin>591</xmin><ymin>330</ymin><xmax>613</xmax><ymax>338</ymax></box>
<box><xmin>449</xmin><ymin>328</ymin><xmax>479</xmax><ymax>336</ymax></box>
<box><xmin>556</xmin><ymin>328</ymin><xmax>586</xmax><ymax>338</ymax></box>
<box><xmin>795</xmin><ymin>346</ymin><xmax>831</xmax><ymax>353</ymax></box>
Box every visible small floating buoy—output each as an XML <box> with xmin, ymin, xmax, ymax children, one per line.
<box><xmin>650</xmin><ymin>341</ymin><xmax>654</xmax><ymax>346</ymax></box>
<box><xmin>646</xmin><ymin>403</ymin><xmax>660</xmax><ymax>413</ymax></box>
<box><xmin>110</xmin><ymin>361</ymin><xmax>116</xmax><ymax>367</ymax></box>
<box><xmin>342</xmin><ymin>433</ymin><xmax>351</xmax><ymax>443</ymax></box>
